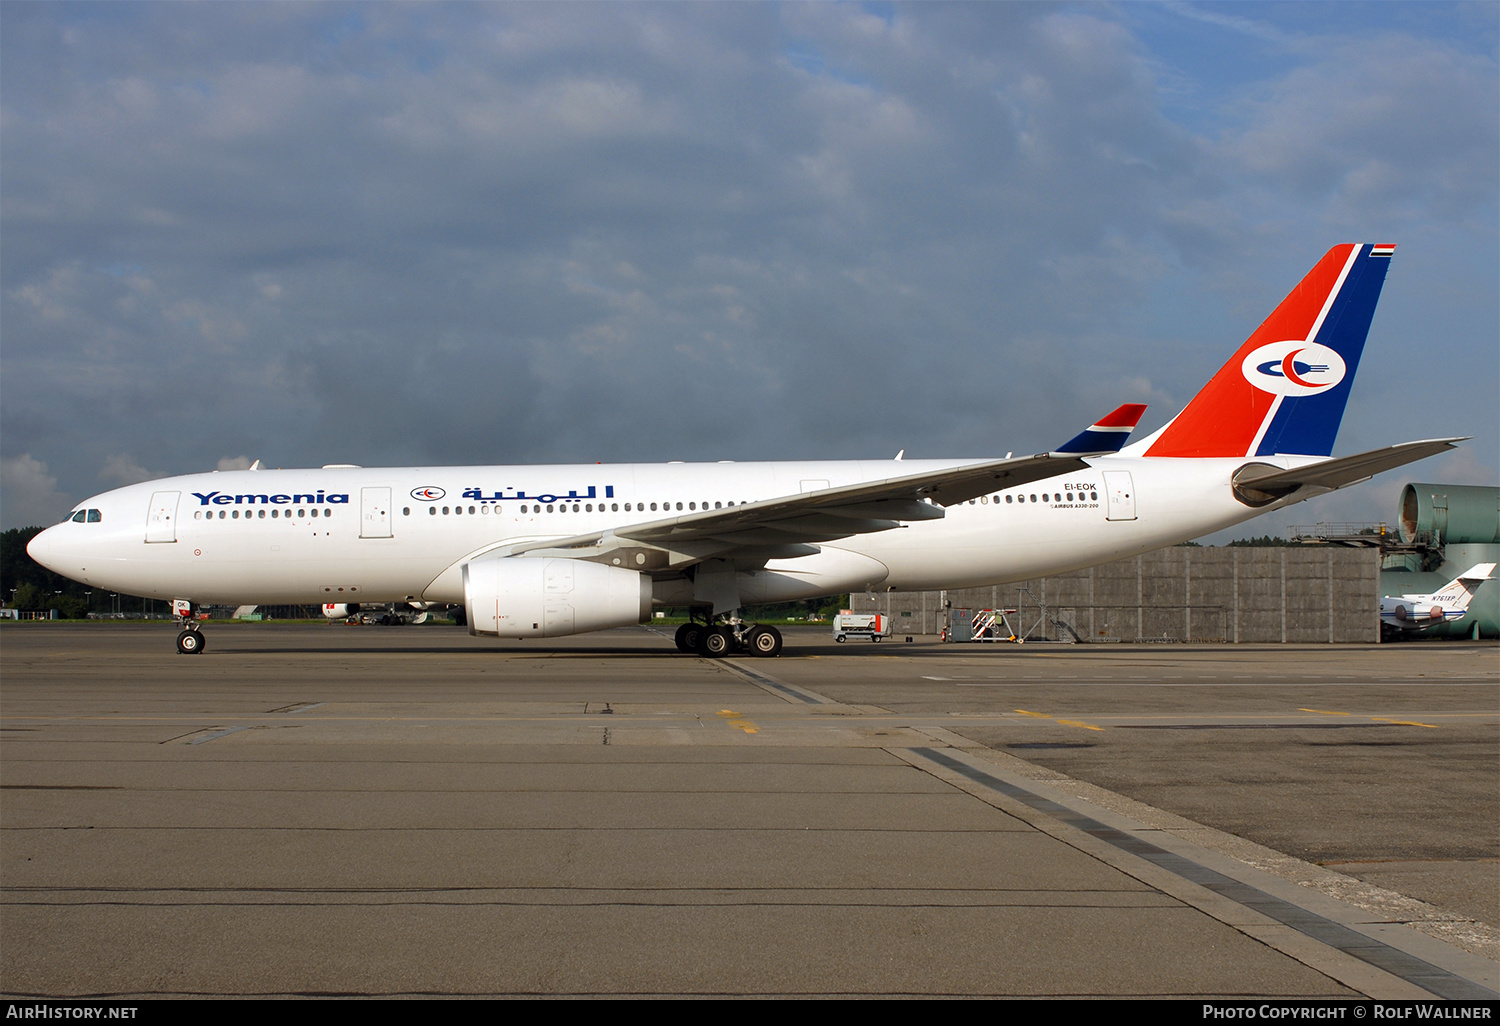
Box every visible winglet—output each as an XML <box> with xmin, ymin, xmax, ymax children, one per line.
<box><xmin>1056</xmin><ymin>404</ymin><xmax>1149</xmax><ymax>455</ymax></box>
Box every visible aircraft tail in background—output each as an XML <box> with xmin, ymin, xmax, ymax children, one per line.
<box><xmin>1055</xmin><ymin>403</ymin><xmax>1149</xmax><ymax>455</ymax></box>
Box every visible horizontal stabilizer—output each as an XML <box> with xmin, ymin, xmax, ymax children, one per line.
<box><xmin>1231</xmin><ymin>437</ymin><xmax>1466</xmax><ymax>506</ymax></box>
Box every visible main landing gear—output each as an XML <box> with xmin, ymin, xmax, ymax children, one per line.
<box><xmin>673</xmin><ymin>618</ymin><xmax>782</xmax><ymax>658</ymax></box>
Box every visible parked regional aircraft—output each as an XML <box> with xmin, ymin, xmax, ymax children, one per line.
<box><xmin>27</xmin><ymin>244</ymin><xmax>1462</xmax><ymax>656</ymax></box>
<box><xmin>1379</xmin><ymin>563</ymin><xmax>1495</xmax><ymax>634</ymax></box>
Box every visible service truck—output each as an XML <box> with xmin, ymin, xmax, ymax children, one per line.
<box><xmin>832</xmin><ymin>612</ymin><xmax>891</xmax><ymax>643</ymax></box>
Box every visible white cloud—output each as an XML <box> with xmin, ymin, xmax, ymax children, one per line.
<box><xmin>99</xmin><ymin>454</ymin><xmax>158</xmax><ymax>486</ymax></box>
<box><xmin>0</xmin><ymin>454</ymin><xmax>72</xmax><ymax>528</ymax></box>
<box><xmin>1224</xmin><ymin>36</ymin><xmax>1499</xmax><ymax>223</ymax></box>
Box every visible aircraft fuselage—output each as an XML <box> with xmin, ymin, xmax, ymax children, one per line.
<box><xmin>27</xmin><ymin>454</ymin><xmax>1304</xmax><ymax>609</ymax></box>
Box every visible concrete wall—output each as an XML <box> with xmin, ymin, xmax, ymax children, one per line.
<box><xmin>849</xmin><ymin>546</ymin><xmax>1380</xmax><ymax>643</ymax></box>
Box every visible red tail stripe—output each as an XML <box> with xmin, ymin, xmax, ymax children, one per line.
<box><xmin>1092</xmin><ymin>403</ymin><xmax>1148</xmax><ymax>429</ymax></box>
<box><xmin>1146</xmin><ymin>245</ymin><xmax>1356</xmax><ymax>458</ymax></box>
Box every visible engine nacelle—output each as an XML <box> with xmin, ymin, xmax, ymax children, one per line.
<box><xmin>322</xmin><ymin>603</ymin><xmax>361</xmax><ymax>619</ymax></box>
<box><xmin>463</xmin><ymin>556</ymin><xmax>651</xmax><ymax>638</ymax></box>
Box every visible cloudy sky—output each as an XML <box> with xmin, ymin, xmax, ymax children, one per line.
<box><xmin>3</xmin><ymin>2</ymin><xmax>1496</xmax><ymax>540</ymax></box>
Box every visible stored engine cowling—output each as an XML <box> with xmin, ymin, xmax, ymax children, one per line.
<box><xmin>463</xmin><ymin>556</ymin><xmax>651</xmax><ymax>639</ymax></box>
<box><xmin>322</xmin><ymin>603</ymin><xmax>361</xmax><ymax>619</ymax></box>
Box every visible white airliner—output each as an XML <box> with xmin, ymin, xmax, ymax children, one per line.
<box><xmin>1379</xmin><ymin>563</ymin><xmax>1495</xmax><ymax>634</ymax></box>
<box><xmin>27</xmin><ymin>244</ymin><xmax>1461</xmax><ymax>656</ymax></box>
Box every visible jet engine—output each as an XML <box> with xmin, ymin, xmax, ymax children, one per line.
<box><xmin>462</xmin><ymin>556</ymin><xmax>651</xmax><ymax>639</ymax></box>
<box><xmin>322</xmin><ymin>603</ymin><xmax>361</xmax><ymax>619</ymax></box>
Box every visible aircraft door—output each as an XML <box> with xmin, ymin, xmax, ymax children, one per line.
<box><xmin>146</xmin><ymin>491</ymin><xmax>181</xmax><ymax>543</ymax></box>
<box><xmin>360</xmin><ymin>487</ymin><xmax>392</xmax><ymax>538</ymax></box>
<box><xmin>1103</xmin><ymin>471</ymin><xmax>1137</xmax><ymax>521</ymax></box>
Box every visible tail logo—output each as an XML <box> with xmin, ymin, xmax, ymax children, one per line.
<box><xmin>1240</xmin><ymin>341</ymin><xmax>1346</xmax><ymax>397</ymax></box>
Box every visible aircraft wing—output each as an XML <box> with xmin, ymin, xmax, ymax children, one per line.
<box><xmin>502</xmin><ymin>451</ymin><xmax>1098</xmax><ymax>567</ymax></box>
<box><xmin>1232</xmin><ymin>437</ymin><xmax>1467</xmax><ymax>503</ymax></box>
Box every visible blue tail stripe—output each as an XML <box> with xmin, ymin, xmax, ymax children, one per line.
<box><xmin>1057</xmin><ymin>427</ymin><xmax>1131</xmax><ymax>454</ymax></box>
<box><xmin>1255</xmin><ymin>245</ymin><xmax>1391</xmax><ymax>457</ymax></box>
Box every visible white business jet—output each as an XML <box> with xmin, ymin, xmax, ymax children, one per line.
<box><xmin>27</xmin><ymin>244</ymin><xmax>1462</xmax><ymax>656</ymax></box>
<box><xmin>1379</xmin><ymin>564</ymin><xmax>1495</xmax><ymax>634</ymax></box>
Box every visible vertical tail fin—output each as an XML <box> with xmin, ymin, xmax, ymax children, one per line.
<box><xmin>1434</xmin><ymin>563</ymin><xmax>1496</xmax><ymax>603</ymax></box>
<box><xmin>1146</xmin><ymin>244</ymin><xmax>1395</xmax><ymax>458</ymax></box>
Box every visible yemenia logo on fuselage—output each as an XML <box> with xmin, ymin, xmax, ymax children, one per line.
<box><xmin>1240</xmin><ymin>341</ymin><xmax>1346</xmax><ymax>397</ymax></box>
<box><xmin>192</xmin><ymin>491</ymin><xmax>349</xmax><ymax>506</ymax></box>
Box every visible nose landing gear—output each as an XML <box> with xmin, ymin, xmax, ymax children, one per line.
<box><xmin>176</xmin><ymin>623</ymin><xmax>206</xmax><ymax>655</ymax></box>
<box><xmin>174</xmin><ymin>602</ymin><xmax>206</xmax><ymax>655</ymax></box>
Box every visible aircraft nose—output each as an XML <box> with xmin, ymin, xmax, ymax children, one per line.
<box><xmin>26</xmin><ymin>526</ymin><xmax>66</xmax><ymax>574</ymax></box>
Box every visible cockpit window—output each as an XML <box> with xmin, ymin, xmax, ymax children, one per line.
<box><xmin>70</xmin><ymin>510</ymin><xmax>86</xmax><ymax>523</ymax></box>
<box><xmin>87</xmin><ymin>509</ymin><xmax>102</xmax><ymax>523</ymax></box>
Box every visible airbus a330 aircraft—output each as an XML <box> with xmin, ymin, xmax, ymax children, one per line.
<box><xmin>27</xmin><ymin>244</ymin><xmax>1462</xmax><ymax>656</ymax></box>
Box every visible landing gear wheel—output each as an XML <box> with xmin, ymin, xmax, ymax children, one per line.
<box><xmin>748</xmin><ymin>625</ymin><xmax>783</xmax><ymax>658</ymax></box>
<box><xmin>699</xmin><ymin>626</ymin><xmax>733</xmax><ymax>658</ymax></box>
<box><xmin>176</xmin><ymin>629</ymin><xmax>205</xmax><ymax>655</ymax></box>
<box><xmin>676</xmin><ymin>623</ymin><xmax>703</xmax><ymax>653</ymax></box>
